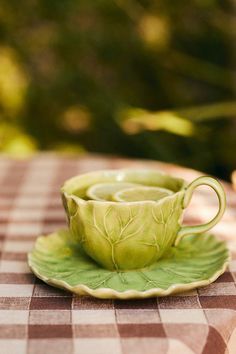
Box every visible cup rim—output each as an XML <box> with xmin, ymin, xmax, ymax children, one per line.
<box><xmin>61</xmin><ymin>168</ymin><xmax>187</xmax><ymax>206</ymax></box>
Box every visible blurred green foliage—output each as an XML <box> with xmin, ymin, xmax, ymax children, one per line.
<box><xmin>0</xmin><ymin>0</ymin><xmax>236</xmax><ymax>179</ymax></box>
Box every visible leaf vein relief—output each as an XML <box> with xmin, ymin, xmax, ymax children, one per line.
<box><xmin>103</xmin><ymin>207</ymin><xmax>112</xmax><ymax>238</ymax></box>
<box><xmin>168</xmin><ymin>200</ymin><xmax>176</xmax><ymax>220</ymax></box>
<box><xmin>117</xmin><ymin>213</ymin><xmax>124</xmax><ymax>233</ymax></box>
<box><xmin>87</xmin><ymin>274</ymin><xmax>114</xmax><ymax>289</ymax></box>
<box><xmin>139</xmin><ymin>241</ymin><xmax>160</xmax><ymax>253</ymax></box>
<box><xmin>92</xmin><ymin>208</ymin><xmax>111</xmax><ymax>243</ymax></box>
<box><xmin>118</xmin><ymin>209</ymin><xmax>137</xmax><ymax>238</ymax></box>
<box><xmin>160</xmin><ymin>208</ymin><xmax>166</xmax><ymax>224</ymax></box>
<box><xmin>116</xmin><ymin>222</ymin><xmax>145</xmax><ymax>243</ymax></box>
<box><xmin>140</xmin><ymin>272</ymin><xmax>161</xmax><ymax>289</ymax></box>
<box><xmin>111</xmin><ymin>243</ymin><xmax>118</xmax><ymax>270</ymax></box>
<box><xmin>152</xmin><ymin>207</ymin><xmax>164</xmax><ymax>224</ymax></box>
<box><xmin>117</xmin><ymin>272</ymin><xmax>127</xmax><ymax>284</ymax></box>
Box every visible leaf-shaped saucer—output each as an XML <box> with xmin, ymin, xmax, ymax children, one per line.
<box><xmin>28</xmin><ymin>229</ymin><xmax>230</xmax><ymax>299</ymax></box>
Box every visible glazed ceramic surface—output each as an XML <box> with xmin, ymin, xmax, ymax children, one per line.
<box><xmin>61</xmin><ymin>169</ymin><xmax>226</xmax><ymax>270</ymax></box>
<box><xmin>28</xmin><ymin>229</ymin><xmax>230</xmax><ymax>300</ymax></box>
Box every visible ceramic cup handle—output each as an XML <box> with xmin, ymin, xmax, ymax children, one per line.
<box><xmin>175</xmin><ymin>176</ymin><xmax>226</xmax><ymax>246</ymax></box>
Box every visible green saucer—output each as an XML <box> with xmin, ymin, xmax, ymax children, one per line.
<box><xmin>28</xmin><ymin>229</ymin><xmax>230</xmax><ymax>299</ymax></box>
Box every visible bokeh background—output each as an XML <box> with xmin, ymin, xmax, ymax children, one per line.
<box><xmin>0</xmin><ymin>0</ymin><xmax>236</xmax><ymax>180</ymax></box>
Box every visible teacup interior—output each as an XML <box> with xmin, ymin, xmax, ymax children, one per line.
<box><xmin>62</xmin><ymin>169</ymin><xmax>186</xmax><ymax>201</ymax></box>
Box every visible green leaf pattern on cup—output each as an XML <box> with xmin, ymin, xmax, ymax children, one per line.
<box><xmin>67</xmin><ymin>191</ymin><xmax>185</xmax><ymax>270</ymax></box>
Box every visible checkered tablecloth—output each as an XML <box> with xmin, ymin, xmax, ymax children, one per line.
<box><xmin>0</xmin><ymin>154</ymin><xmax>236</xmax><ymax>354</ymax></box>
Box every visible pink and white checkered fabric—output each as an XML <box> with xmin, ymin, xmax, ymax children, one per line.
<box><xmin>0</xmin><ymin>154</ymin><xmax>236</xmax><ymax>354</ymax></box>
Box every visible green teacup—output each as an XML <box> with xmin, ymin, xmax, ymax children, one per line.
<box><xmin>61</xmin><ymin>169</ymin><xmax>226</xmax><ymax>271</ymax></box>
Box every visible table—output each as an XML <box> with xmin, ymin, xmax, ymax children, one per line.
<box><xmin>0</xmin><ymin>154</ymin><xmax>236</xmax><ymax>354</ymax></box>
